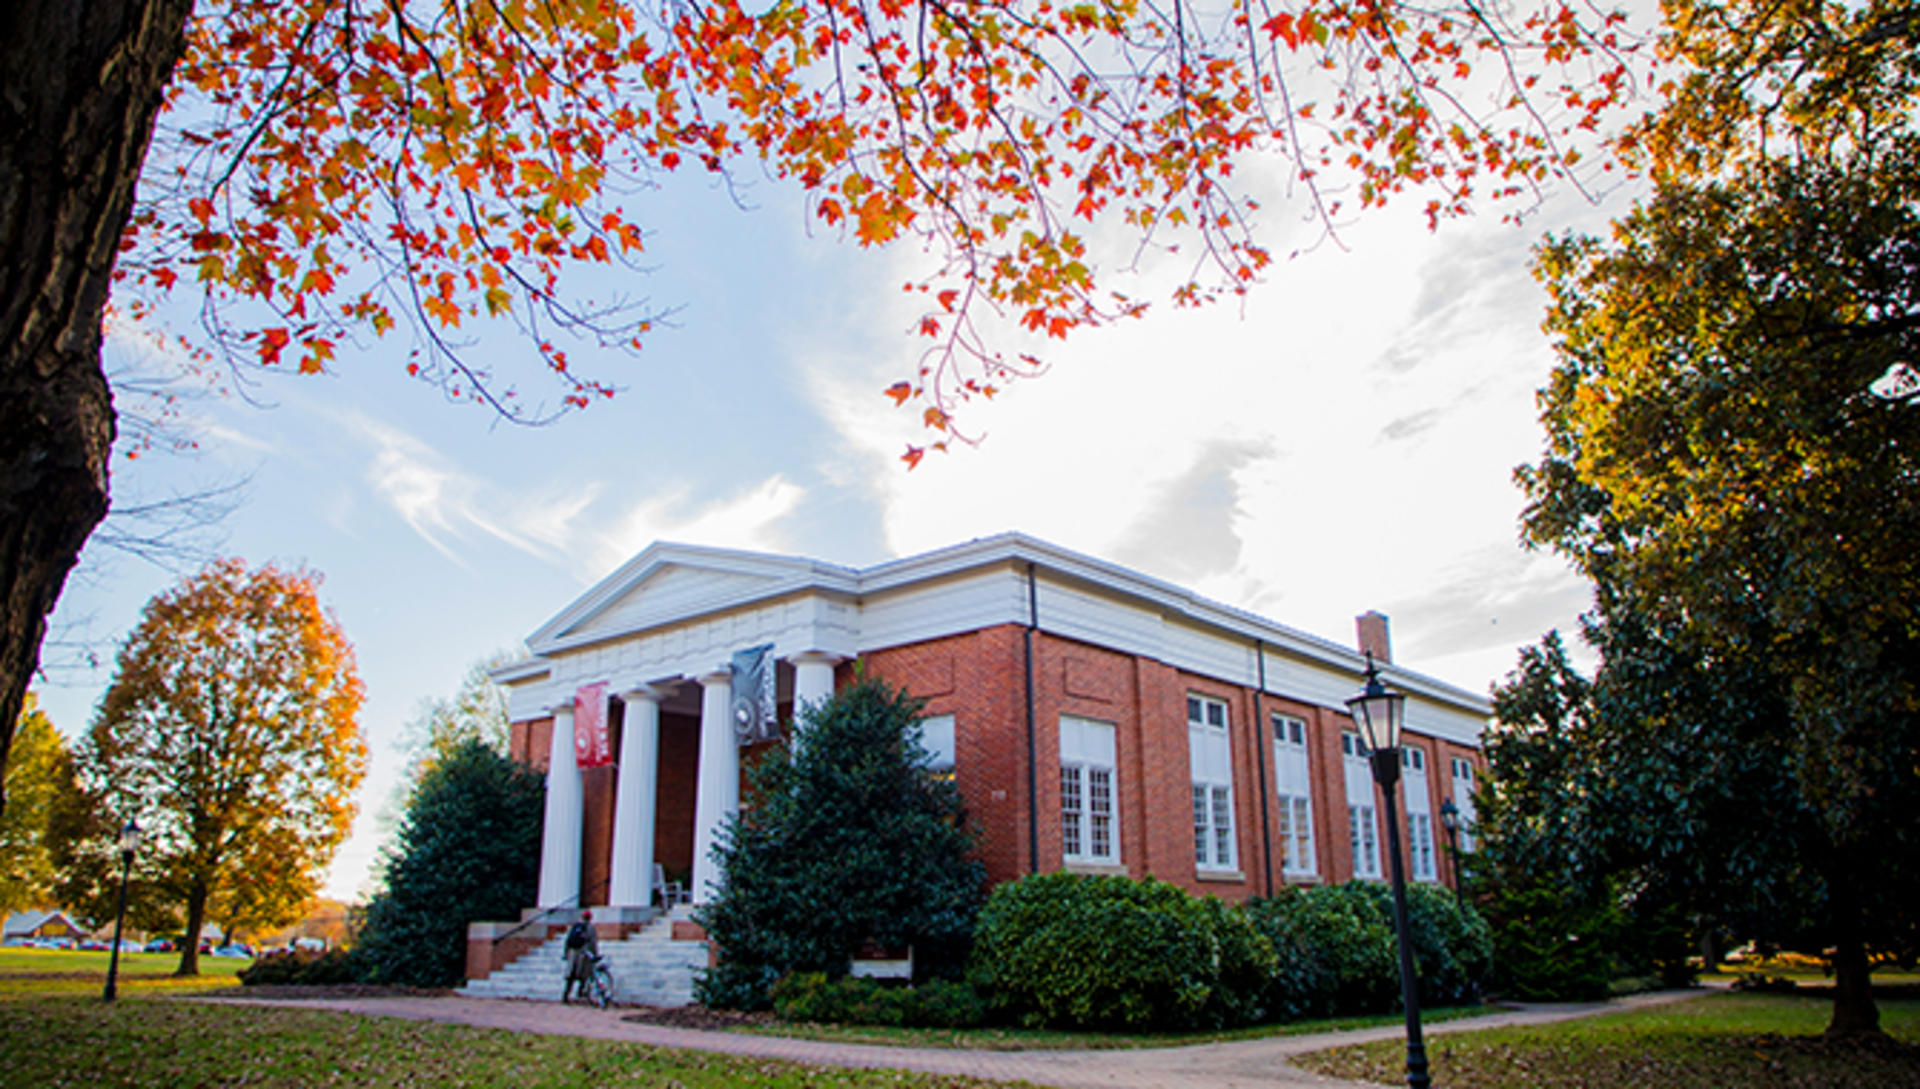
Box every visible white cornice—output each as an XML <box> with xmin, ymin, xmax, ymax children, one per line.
<box><xmin>500</xmin><ymin>532</ymin><xmax>1491</xmax><ymax>719</ymax></box>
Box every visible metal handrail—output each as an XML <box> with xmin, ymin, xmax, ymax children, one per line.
<box><xmin>495</xmin><ymin>877</ymin><xmax>612</xmax><ymax>944</ymax></box>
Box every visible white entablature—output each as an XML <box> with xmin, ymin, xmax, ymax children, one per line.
<box><xmin>493</xmin><ymin>534</ymin><xmax>1492</xmax><ymax>745</ymax></box>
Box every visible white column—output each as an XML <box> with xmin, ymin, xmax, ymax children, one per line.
<box><xmin>536</xmin><ymin>700</ymin><xmax>583</xmax><ymax>908</ymax></box>
<box><xmin>789</xmin><ymin>652</ymin><xmax>841</xmax><ymax>740</ymax></box>
<box><xmin>691</xmin><ymin>670</ymin><xmax>738</xmax><ymax>905</ymax></box>
<box><xmin>607</xmin><ymin>685</ymin><xmax>664</xmax><ymax>909</ymax></box>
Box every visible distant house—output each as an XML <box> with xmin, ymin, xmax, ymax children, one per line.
<box><xmin>3</xmin><ymin>910</ymin><xmax>86</xmax><ymax>944</ymax></box>
<box><xmin>492</xmin><ymin>533</ymin><xmax>1488</xmax><ymax>919</ymax></box>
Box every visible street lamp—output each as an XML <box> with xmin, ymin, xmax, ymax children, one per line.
<box><xmin>1439</xmin><ymin>797</ymin><xmax>1463</xmax><ymax>898</ymax></box>
<box><xmin>1346</xmin><ymin>654</ymin><xmax>1430</xmax><ymax>1089</ymax></box>
<box><xmin>102</xmin><ymin>818</ymin><xmax>140</xmax><ymax>1003</ymax></box>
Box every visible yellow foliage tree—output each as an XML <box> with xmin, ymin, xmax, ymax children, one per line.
<box><xmin>85</xmin><ymin>559</ymin><xmax>366</xmax><ymax>977</ymax></box>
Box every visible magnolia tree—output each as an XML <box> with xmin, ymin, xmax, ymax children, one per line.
<box><xmin>0</xmin><ymin>0</ymin><xmax>1645</xmax><ymax>808</ymax></box>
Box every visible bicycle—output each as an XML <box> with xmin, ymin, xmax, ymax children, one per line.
<box><xmin>585</xmin><ymin>953</ymin><xmax>614</xmax><ymax>1009</ymax></box>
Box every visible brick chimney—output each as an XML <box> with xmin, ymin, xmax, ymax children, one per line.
<box><xmin>1355</xmin><ymin>611</ymin><xmax>1392</xmax><ymax>665</ymax></box>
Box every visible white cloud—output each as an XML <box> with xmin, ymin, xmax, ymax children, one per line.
<box><xmin>801</xmin><ymin>182</ymin><xmax>1616</xmax><ymax>692</ymax></box>
<box><xmin>589</xmin><ymin>476</ymin><xmax>806</xmax><ymax>577</ymax></box>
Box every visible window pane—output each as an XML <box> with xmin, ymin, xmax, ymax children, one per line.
<box><xmin>1187</xmin><ymin>696</ymin><xmax>1201</xmax><ymax>723</ymax></box>
<box><xmin>1211</xmin><ymin>786</ymin><xmax>1232</xmax><ymax>865</ymax></box>
<box><xmin>1061</xmin><ymin>765</ymin><xmax>1082</xmax><ymax>857</ymax></box>
<box><xmin>1192</xmin><ymin>785</ymin><xmax>1208</xmax><ymax>864</ymax></box>
<box><xmin>1090</xmin><ymin>767</ymin><xmax>1113</xmax><ymax>860</ymax></box>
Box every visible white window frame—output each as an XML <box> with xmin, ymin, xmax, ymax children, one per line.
<box><xmin>1401</xmin><ymin>744</ymin><xmax>1436</xmax><ymax>883</ymax></box>
<box><xmin>920</xmin><ymin>714</ymin><xmax>956</xmax><ymax>781</ymax></box>
<box><xmin>1188</xmin><ymin>694</ymin><xmax>1237</xmax><ymax>872</ymax></box>
<box><xmin>1343</xmin><ymin>732</ymin><xmax>1381</xmax><ymax>879</ymax></box>
<box><xmin>1410</xmin><ymin>812</ymin><xmax>1436</xmax><ymax>882</ymax></box>
<box><xmin>1059</xmin><ymin>716</ymin><xmax>1119</xmax><ymax>864</ymax></box>
<box><xmin>1272</xmin><ymin>714</ymin><xmax>1316</xmax><ymax>877</ymax></box>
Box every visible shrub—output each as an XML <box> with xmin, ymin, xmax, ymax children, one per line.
<box><xmin>1247</xmin><ymin>883</ymin><xmax>1490</xmax><ymax>1019</ymax></box>
<box><xmin>697</xmin><ymin>678</ymin><xmax>984</xmax><ymax>1009</ymax></box>
<box><xmin>770</xmin><ymin>973</ymin><xmax>990</xmax><ymax>1028</ymax></box>
<box><xmin>968</xmin><ymin>873</ymin><xmax>1275</xmax><ymax>1032</ymax></box>
<box><xmin>1247</xmin><ymin>885</ymin><xmax>1397</xmax><ymax>1018</ymax></box>
<box><xmin>237</xmin><ymin>948</ymin><xmax>360</xmax><ymax>986</ymax></box>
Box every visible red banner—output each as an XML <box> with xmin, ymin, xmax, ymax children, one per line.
<box><xmin>573</xmin><ymin>682</ymin><xmax>611</xmax><ymax>769</ymax></box>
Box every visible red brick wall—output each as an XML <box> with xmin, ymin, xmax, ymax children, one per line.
<box><xmin>508</xmin><ymin>632</ymin><xmax>1480</xmax><ymax>909</ymax></box>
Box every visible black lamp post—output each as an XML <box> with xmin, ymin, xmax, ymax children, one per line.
<box><xmin>1346</xmin><ymin>654</ymin><xmax>1430</xmax><ymax>1089</ymax></box>
<box><xmin>1439</xmin><ymin>797</ymin><xmax>1463</xmax><ymax>898</ymax></box>
<box><xmin>102</xmin><ymin>818</ymin><xmax>139</xmax><ymax>1003</ymax></box>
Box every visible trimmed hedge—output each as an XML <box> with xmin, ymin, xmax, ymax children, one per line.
<box><xmin>967</xmin><ymin>873</ymin><xmax>1276</xmax><ymax>1031</ymax></box>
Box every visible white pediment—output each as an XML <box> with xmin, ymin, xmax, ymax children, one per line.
<box><xmin>527</xmin><ymin>543</ymin><xmax>855</xmax><ymax>652</ymax></box>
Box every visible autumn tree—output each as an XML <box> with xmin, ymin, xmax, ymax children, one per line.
<box><xmin>78</xmin><ymin>559</ymin><xmax>366</xmax><ymax>975</ymax></box>
<box><xmin>0</xmin><ymin>0</ymin><xmax>1645</xmax><ymax>809</ymax></box>
<box><xmin>0</xmin><ymin>695</ymin><xmax>78</xmax><ymax>916</ymax></box>
<box><xmin>1516</xmin><ymin>131</ymin><xmax>1920</xmax><ymax>1035</ymax></box>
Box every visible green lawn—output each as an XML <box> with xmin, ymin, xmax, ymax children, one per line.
<box><xmin>0</xmin><ymin>947</ymin><xmax>248</xmax><ymax>999</ymax></box>
<box><xmin>0</xmin><ymin>997</ymin><xmax>1007</xmax><ymax>1088</ymax></box>
<box><xmin>1296</xmin><ymin>990</ymin><xmax>1920</xmax><ymax>1089</ymax></box>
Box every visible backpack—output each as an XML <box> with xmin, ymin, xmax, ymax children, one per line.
<box><xmin>564</xmin><ymin>921</ymin><xmax>588</xmax><ymax>952</ymax></box>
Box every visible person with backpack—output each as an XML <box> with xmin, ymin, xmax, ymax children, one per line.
<box><xmin>560</xmin><ymin>910</ymin><xmax>598</xmax><ymax>1004</ymax></box>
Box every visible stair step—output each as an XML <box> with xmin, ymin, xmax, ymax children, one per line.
<box><xmin>461</xmin><ymin>919</ymin><xmax>708</xmax><ymax>1005</ymax></box>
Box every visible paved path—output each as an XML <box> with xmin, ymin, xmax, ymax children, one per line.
<box><xmin>209</xmin><ymin>989</ymin><xmax>1707</xmax><ymax>1088</ymax></box>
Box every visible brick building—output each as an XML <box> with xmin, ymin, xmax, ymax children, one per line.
<box><xmin>494</xmin><ymin>533</ymin><xmax>1485</xmax><ymax>920</ymax></box>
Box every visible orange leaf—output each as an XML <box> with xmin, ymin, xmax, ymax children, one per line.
<box><xmin>885</xmin><ymin>381</ymin><xmax>913</xmax><ymax>405</ymax></box>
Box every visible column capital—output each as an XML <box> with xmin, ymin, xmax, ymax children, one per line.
<box><xmin>697</xmin><ymin>669</ymin><xmax>732</xmax><ymax>689</ymax></box>
<box><xmin>787</xmin><ymin>650</ymin><xmax>844</xmax><ymax>668</ymax></box>
<box><xmin>619</xmin><ymin>683</ymin><xmax>669</xmax><ymax>705</ymax></box>
<box><xmin>548</xmin><ymin>699</ymin><xmax>576</xmax><ymax>717</ymax></box>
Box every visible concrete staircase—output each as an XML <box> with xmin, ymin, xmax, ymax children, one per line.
<box><xmin>461</xmin><ymin>907</ymin><xmax>708</xmax><ymax>1006</ymax></box>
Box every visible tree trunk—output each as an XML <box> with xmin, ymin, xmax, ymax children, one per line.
<box><xmin>175</xmin><ymin>876</ymin><xmax>205</xmax><ymax>977</ymax></box>
<box><xmin>0</xmin><ymin>0</ymin><xmax>193</xmax><ymax>812</ymax></box>
<box><xmin>1826</xmin><ymin>881</ymin><xmax>1881</xmax><ymax>1037</ymax></box>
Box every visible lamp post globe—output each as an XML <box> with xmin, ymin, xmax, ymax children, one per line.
<box><xmin>103</xmin><ymin>818</ymin><xmax>140</xmax><ymax>1003</ymax></box>
<box><xmin>1345</xmin><ymin>656</ymin><xmax>1430</xmax><ymax>1089</ymax></box>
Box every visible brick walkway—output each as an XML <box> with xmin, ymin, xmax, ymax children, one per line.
<box><xmin>211</xmin><ymin>988</ymin><xmax>1706</xmax><ymax>1088</ymax></box>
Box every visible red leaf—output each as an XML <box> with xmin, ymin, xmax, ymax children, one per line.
<box><xmin>885</xmin><ymin>381</ymin><xmax>913</xmax><ymax>405</ymax></box>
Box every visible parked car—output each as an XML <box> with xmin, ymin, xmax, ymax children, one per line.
<box><xmin>78</xmin><ymin>940</ymin><xmax>108</xmax><ymax>951</ymax></box>
<box><xmin>209</xmin><ymin>945</ymin><xmax>252</xmax><ymax>959</ymax></box>
<box><xmin>143</xmin><ymin>938</ymin><xmax>173</xmax><ymax>953</ymax></box>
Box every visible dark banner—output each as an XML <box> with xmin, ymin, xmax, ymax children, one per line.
<box><xmin>730</xmin><ymin>644</ymin><xmax>777</xmax><ymax>745</ymax></box>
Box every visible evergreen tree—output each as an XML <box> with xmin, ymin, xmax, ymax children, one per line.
<box><xmin>697</xmin><ymin>677</ymin><xmax>983</xmax><ymax>1008</ymax></box>
<box><xmin>357</xmin><ymin>740</ymin><xmax>544</xmax><ymax>986</ymax></box>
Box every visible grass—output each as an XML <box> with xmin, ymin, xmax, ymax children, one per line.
<box><xmin>1295</xmin><ymin>990</ymin><xmax>1920</xmax><ymax>1089</ymax></box>
<box><xmin>0</xmin><ymin>997</ymin><xmax>1010</xmax><ymax>1088</ymax></box>
<box><xmin>733</xmin><ymin>1001</ymin><xmax>1503</xmax><ymax>1050</ymax></box>
<box><xmin>0</xmin><ymin>948</ymin><xmax>247</xmax><ymax>999</ymax></box>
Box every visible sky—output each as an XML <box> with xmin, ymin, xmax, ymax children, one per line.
<box><xmin>33</xmin><ymin>127</ymin><xmax>1638</xmax><ymax>903</ymax></box>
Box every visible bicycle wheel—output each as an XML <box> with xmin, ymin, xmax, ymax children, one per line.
<box><xmin>589</xmin><ymin>961</ymin><xmax>614</xmax><ymax>1009</ymax></box>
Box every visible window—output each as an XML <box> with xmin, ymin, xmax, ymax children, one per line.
<box><xmin>1450</xmin><ymin>756</ymin><xmax>1479</xmax><ymax>852</ymax></box>
<box><xmin>1188</xmin><ymin>695</ymin><xmax>1236</xmax><ymax>871</ymax></box>
<box><xmin>1272</xmin><ymin>714</ymin><xmax>1316</xmax><ymax>877</ymax></box>
<box><xmin>920</xmin><ymin>714</ymin><xmax>956</xmax><ymax>782</ymax></box>
<box><xmin>1060</xmin><ymin>716</ymin><xmax>1118</xmax><ymax>864</ymax></box>
<box><xmin>1401</xmin><ymin>743</ymin><xmax>1435</xmax><ymax>882</ymax></box>
<box><xmin>1343</xmin><ymin>732</ymin><xmax>1381</xmax><ymax>879</ymax></box>
<box><xmin>1410</xmin><ymin>813</ymin><xmax>1436</xmax><ymax>882</ymax></box>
